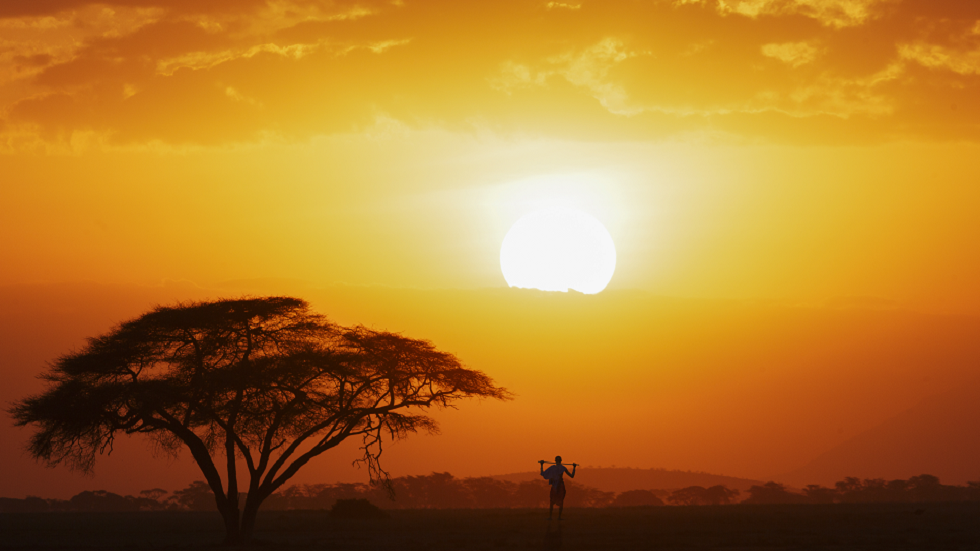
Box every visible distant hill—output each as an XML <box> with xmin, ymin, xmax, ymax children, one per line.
<box><xmin>491</xmin><ymin>467</ymin><xmax>763</xmax><ymax>493</ymax></box>
<box><xmin>776</xmin><ymin>379</ymin><xmax>980</xmax><ymax>488</ymax></box>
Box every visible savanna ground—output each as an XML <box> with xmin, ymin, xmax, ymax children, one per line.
<box><xmin>2</xmin><ymin>503</ymin><xmax>979</xmax><ymax>550</ymax></box>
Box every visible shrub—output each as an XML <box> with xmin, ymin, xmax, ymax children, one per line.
<box><xmin>329</xmin><ymin>498</ymin><xmax>389</xmax><ymax>519</ymax></box>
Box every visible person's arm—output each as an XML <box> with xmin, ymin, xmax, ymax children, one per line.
<box><xmin>568</xmin><ymin>464</ymin><xmax>577</xmax><ymax>478</ymax></box>
<box><xmin>539</xmin><ymin>460</ymin><xmax>545</xmax><ymax>475</ymax></box>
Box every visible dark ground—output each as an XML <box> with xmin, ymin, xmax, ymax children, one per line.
<box><xmin>2</xmin><ymin>503</ymin><xmax>979</xmax><ymax>550</ymax></box>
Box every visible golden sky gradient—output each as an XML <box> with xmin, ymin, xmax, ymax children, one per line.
<box><xmin>3</xmin><ymin>0</ymin><xmax>980</xmax><ymax>310</ymax></box>
<box><xmin>2</xmin><ymin>0</ymin><xmax>980</xmax><ymax>498</ymax></box>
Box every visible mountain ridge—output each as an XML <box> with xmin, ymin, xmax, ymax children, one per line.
<box><xmin>775</xmin><ymin>379</ymin><xmax>980</xmax><ymax>487</ymax></box>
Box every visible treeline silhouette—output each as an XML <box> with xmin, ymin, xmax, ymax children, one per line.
<box><xmin>4</xmin><ymin>473</ymin><xmax>979</xmax><ymax>513</ymax></box>
<box><xmin>745</xmin><ymin>475</ymin><xmax>980</xmax><ymax>505</ymax></box>
<box><xmin>0</xmin><ymin>486</ymin><xmax>204</xmax><ymax>513</ymax></box>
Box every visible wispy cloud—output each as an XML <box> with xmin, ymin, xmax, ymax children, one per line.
<box><xmin>0</xmin><ymin>0</ymin><xmax>978</xmax><ymax>148</ymax></box>
<box><xmin>681</xmin><ymin>0</ymin><xmax>890</xmax><ymax>28</ymax></box>
<box><xmin>552</xmin><ymin>38</ymin><xmax>646</xmax><ymax>116</ymax></box>
<box><xmin>761</xmin><ymin>41</ymin><xmax>821</xmax><ymax>68</ymax></box>
<box><xmin>899</xmin><ymin>42</ymin><xmax>980</xmax><ymax>76</ymax></box>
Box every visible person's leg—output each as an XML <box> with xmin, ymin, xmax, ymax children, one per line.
<box><xmin>548</xmin><ymin>503</ymin><xmax>554</xmax><ymax>519</ymax></box>
<box><xmin>548</xmin><ymin>484</ymin><xmax>557</xmax><ymax>519</ymax></box>
<box><xmin>556</xmin><ymin>482</ymin><xmax>566</xmax><ymax>519</ymax></box>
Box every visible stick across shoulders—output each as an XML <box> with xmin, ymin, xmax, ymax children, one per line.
<box><xmin>539</xmin><ymin>458</ymin><xmax>577</xmax><ymax>480</ymax></box>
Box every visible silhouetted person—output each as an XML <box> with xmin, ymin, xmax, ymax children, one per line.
<box><xmin>539</xmin><ymin>456</ymin><xmax>576</xmax><ymax>520</ymax></box>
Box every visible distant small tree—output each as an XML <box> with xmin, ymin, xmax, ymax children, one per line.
<box><xmin>392</xmin><ymin>472</ymin><xmax>470</xmax><ymax>508</ymax></box>
<box><xmin>906</xmin><ymin>474</ymin><xmax>955</xmax><ymax>502</ymax></box>
<box><xmin>855</xmin><ymin>478</ymin><xmax>889</xmax><ymax>503</ymax></box>
<box><xmin>883</xmin><ymin>479</ymin><xmax>911</xmax><ymax>502</ymax></box>
<box><xmin>512</xmin><ymin>480</ymin><xmax>548</xmax><ymax>508</ymax></box>
<box><xmin>834</xmin><ymin>476</ymin><xmax>863</xmax><ymax>501</ymax></box>
<box><xmin>168</xmin><ymin>481</ymin><xmax>217</xmax><ymax>512</ymax></box>
<box><xmin>138</xmin><ymin>488</ymin><xmax>168</xmax><ymax>503</ymax></box>
<box><xmin>667</xmin><ymin>486</ymin><xmax>706</xmax><ymax>505</ymax></box>
<box><xmin>743</xmin><ymin>481</ymin><xmax>807</xmax><ymax>505</ymax></box>
<box><xmin>133</xmin><ymin>488</ymin><xmax>169</xmax><ymax>510</ymax></box>
<box><xmin>463</xmin><ymin>476</ymin><xmax>515</xmax><ymax>508</ymax></box>
<box><xmin>562</xmin><ymin>482</ymin><xmax>615</xmax><ymax>508</ymax></box>
<box><xmin>10</xmin><ymin>297</ymin><xmax>509</xmax><ymax>543</ymax></box>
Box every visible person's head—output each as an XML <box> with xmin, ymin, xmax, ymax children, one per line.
<box><xmin>555</xmin><ymin>456</ymin><xmax>562</xmax><ymax>465</ymax></box>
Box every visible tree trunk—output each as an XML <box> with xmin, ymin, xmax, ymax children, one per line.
<box><xmin>239</xmin><ymin>494</ymin><xmax>264</xmax><ymax>543</ymax></box>
<box><xmin>219</xmin><ymin>502</ymin><xmax>243</xmax><ymax>545</ymax></box>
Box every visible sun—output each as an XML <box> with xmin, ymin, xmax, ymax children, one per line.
<box><xmin>500</xmin><ymin>207</ymin><xmax>617</xmax><ymax>294</ymax></box>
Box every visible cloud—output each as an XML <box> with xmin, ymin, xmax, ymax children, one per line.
<box><xmin>761</xmin><ymin>41</ymin><xmax>820</xmax><ymax>67</ymax></box>
<box><xmin>682</xmin><ymin>0</ymin><xmax>891</xmax><ymax>28</ymax></box>
<box><xmin>0</xmin><ymin>0</ymin><xmax>979</xmax><ymax>148</ymax></box>
<box><xmin>899</xmin><ymin>42</ymin><xmax>980</xmax><ymax>76</ymax></box>
<box><xmin>487</xmin><ymin>61</ymin><xmax>548</xmax><ymax>95</ymax></box>
<box><xmin>491</xmin><ymin>38</ymin><xmax>646</xmax><ymax>115</ymax></box>
<box><xmin>224</xmin><ymin>85</ymin><xmax>262</xmax><ymax>107</ymax></box>
<box><xmin>783</xmin><ymin>61</ymin><xmax>902</xmax><ymax>117</ymax></box>
<box><xmin>552</xmin><ymin>38</ymin><xmax>645</xmax><ymax>116</ymax></box>
<box><xmin>155</xmin><ymin>41</ymin><xmax>323</xmax><ymax>75</ymax></box>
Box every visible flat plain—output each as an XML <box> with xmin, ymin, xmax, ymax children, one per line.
<box><xmin>2</xmin><ymin>503</ymin><xmax>979</xmax><ymax>550</ymax></box>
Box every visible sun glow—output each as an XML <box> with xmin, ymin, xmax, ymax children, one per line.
<box><xmin>500</xmin><ymin>207</ymin><xmax>617</xmax><ymax>294</ymax></box>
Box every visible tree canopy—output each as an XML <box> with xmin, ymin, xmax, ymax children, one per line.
<box><xmin>11</xmin><ymin>296</ymin><xmax>510</xmax><ymax>543</ymax></box>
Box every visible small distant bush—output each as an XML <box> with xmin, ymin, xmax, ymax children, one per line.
<box><xmin>329</xmin><ymin>498</ymin><xmax>388</xmax><ymax>519</ymax></box>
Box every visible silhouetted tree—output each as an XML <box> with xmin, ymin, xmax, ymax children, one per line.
<box><xmin>131</xmin><ymin>488</ymin><xmax>169</xmax><ymax>510</ymax></box>
<box><xmin>10</xmin><ymin>297</ymin><xmax>509</xmax><ymax>543</ymax></box>
<box><xmin>667</xmin><ymin>486</ymin><xmax>708</xmax><ymax>505</ymax></box>
<box><xmin>329</xmin><ymin>498</ymin><xmax>388</xmax><ymax>518</ymax></box>
<box><xmin>512</xmin><ymin>480</ymin><xmax>549</xmax><ymax>508</ymax></box>
<box><xmin>852</xmin><ymin>478</ymin><xmax>890</xmax><ymax>503</ymax></box>
<box><xmin>906</xmin><ymin>474</ymin><xmax>958</xmax><ymax>502</ymax></box>
<box><xmin>882</xmin><ymin>479</ymin><xmax>911</xmax><ymax>503</ymax></box>
<box><xmin>463</xmin><ymin>476</ymin><xmax>515</xmax><ymax>508</ymax></box>
<box><xmin>168</xmin><ymin>481</ymin><xmax>217</xmax><ymax>511</ymax></box>
<box><xmin>392</xmin><ymin>472</ymin><xmax>471</xmax><ymax>508</ymax></box>
<box><xmin>829</xmin><ymin>474</ymin><xmax>963</xmax><ymax>504</ymax></box>
<box><xmin>562</xmin><ymin>482</ymin><xmax>615</xmax><ymax>508</ymax></box>
<box><xmin>834</xmin><ymin>476</ymin><xmax>863</xmax><ymax>500</ymax></box>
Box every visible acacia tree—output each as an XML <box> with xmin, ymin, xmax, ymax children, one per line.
<box><xmin>11</xmin><ymin>297</ymin><xmax>509</xmax><ymax>543</ymax></box>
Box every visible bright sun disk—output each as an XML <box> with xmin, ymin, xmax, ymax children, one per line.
<box><xmin>500</xmin><ymin>207</ymin><xmax>617</xmax><ymax>294</ymax></box>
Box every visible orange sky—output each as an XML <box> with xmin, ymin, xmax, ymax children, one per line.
<box><xmin>2</xmin><ymin>0</ymin><xmax>980</xmax><ymax>498</ymax></box>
